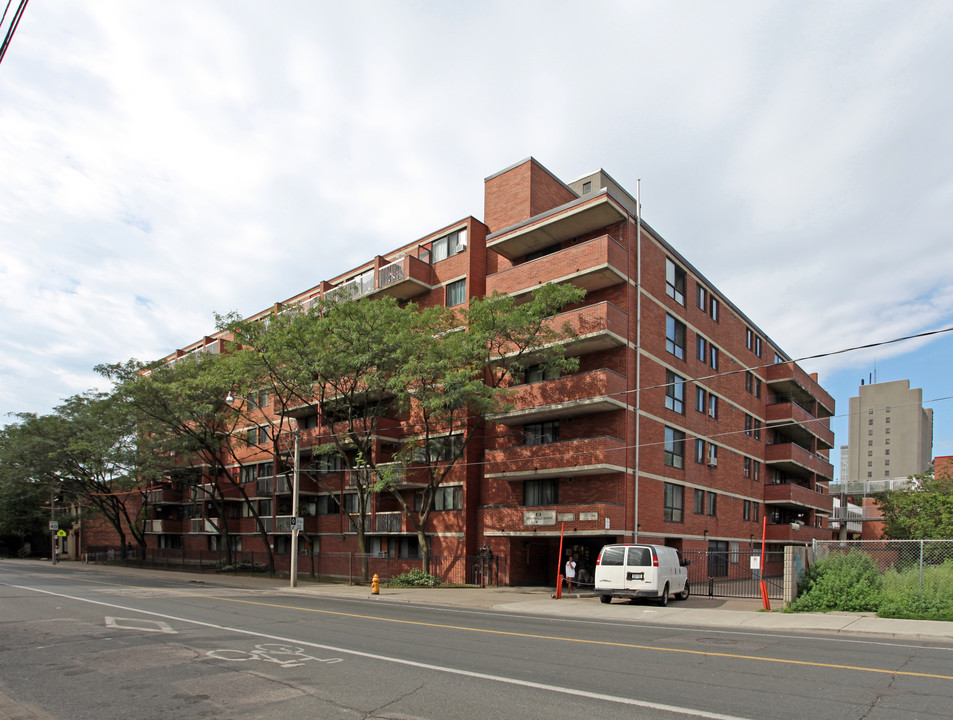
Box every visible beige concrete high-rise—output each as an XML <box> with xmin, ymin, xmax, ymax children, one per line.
<box><xmin>846</xmin><ymin>379</ymin><xmax>933</xmax><ymax>486</ymax></box>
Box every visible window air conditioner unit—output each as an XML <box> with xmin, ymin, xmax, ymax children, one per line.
<box><xmin>708</xmin><ymin>457</ymin><xmax>718</xmax><ymax>467</ymax></box>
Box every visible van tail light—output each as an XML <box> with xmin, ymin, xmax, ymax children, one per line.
<box><xmin>595</xmin><ymin>557</ymin><xmax>601</xmax><ymax>566</ymax></box>
<box><xmin>653</xmin><ymin>555</ymin><xmax>659</xmax><ymax>567</ymax></box>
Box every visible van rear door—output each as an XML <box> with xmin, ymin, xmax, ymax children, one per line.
<box><xmin>624</xmin><ymin>545</ymin><xmax>656</xmax><ymax>593</ymax></box>
<box><xmin>595</xmin><ymin>545</ymin><xmax>626</xmax><ymax>590</ymax></box>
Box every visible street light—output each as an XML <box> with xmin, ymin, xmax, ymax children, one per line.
<box><xmin>226</xmin><ymin>392</ymin><xmax>301</xmax><ymax>588</ymax></box>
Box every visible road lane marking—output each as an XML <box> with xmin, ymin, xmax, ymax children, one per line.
<box><xmin>205</xmin><ymin>643</ymin><xmax>342</xmax><ymax>668</ymax></box>
<box><xmin>0</xmin><ymin>580</ymin><xmax>755</xmax><ymax>720</ymax></box>
<box><xmin>105</xmin><ymin>616</ymin><xmax>175</xmax><ymax>633</ymax></box>
<box><xmin>5</xmin><ymin>574</ymin><xmax>953</xmax><ymax>683</ymax></box>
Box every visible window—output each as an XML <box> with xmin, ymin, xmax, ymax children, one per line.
<box><xmin>695</xmin><ymin>438</ymin><xmax>705</xmax><ymax>463</ymax></box>
<box><xmin>746</xmin><ymin>328</ymin><xmax>754</xmax><ymax>350</ymax></box>
<box><xmin>709</xmin><ymin>296</ymin><xmax>720</xmax><ymax>322</ymax></box>
<box><xmin>745</xmin><ymin>414</ymin><xmax>753</xmax><ymax>436</ymax></box>
<box><xmin>744</xmin><ymin>500</ymin><xmax>752</xmax><ymax>521</ymax></box>
<box><xmin>446</xmin><ymin>278</ymin><xmax>467</xmax><ymax>307</ymax></box>
<box><xmin>524</xmin><ymin>364</ymin><xmax>559</xmax><ymax>384</ymax></box>
<box><xmin>313</xmin><ymin>454</ymin><xmax>343</xmax><ymax>474</ymax></box>
<box><xmin>753</xmin><ymin>419</ymin><xmax>761</xmax><ymax>440</ymax></box>
<box><xmin>707</xmin><ymin>492</ymin><xmax>717</xmax><ymax>516</ymax></box>
<box><xmin>664</xmin><ymin>427</ymin><xmax>685</xmax><ymax>468</ymax></box>
<box><xmin>744</xmin><ymin>457</ymin><xmax>751</xmax><ymax>478</ymax></box>
<box><xmin>416</xmin><ymin>433</ymin><xmax>464</xmax><ymax>462</ymax></box>
<box><xmin>694</xmin><ymin>489</ymin><xmax>705</xmax><ymax>514</ymax></box>
<box><xmin>317</xmin><ymin>495</ymin><xmax>340</xmax><ymax>515</ymax></box>
<box><xmin>755</xmin><ymin>337</ymin><xmax>762</xmax><ymax>357</ymax></box>
<box><xmin>696</xmin><ymin>335</ymin><xmax>707</xmax><ymax>362</ymax></box>
<box><xmin>434</xmin><ymin>485</ymin><xmax>463</xmax><ymax>510</ymax></box>
<box><xmin>663</xmin><ymin>482</ymin><xmax>684</xmax><ymax>522</ymax></box>
<box><xmin>445</xmin><ymin>278</ymin><xmax>466</xmax><ymax>307</ymax></box>
<box><xmin>666</xmin><ymin>315</ymin><xmax>686</xmax><ymax>359</ymax></box>
<box><xmin>708</xmin><ymin>394</ymin><xmax>718</xmax><ymax>419</ymax></box>
<box><xmin>708</xmin><ymin>443</ymin><xmax>717</xmax><ymax>465</ymax></box>
<box><xmin>582</xmin><ymin>181</ymin><xmax>592</xmax><ymax>194</ymax></box>
<box><xmin>697</xmin><ymin>284</ymin><xmax>707</xmax><ymax>310</ymax></box>
<box><xmin>665</xmin><ymin>259</ymin><xmax>686</xmax><ymax>305</ymax></box>
<box><xmin>774</xmin><ymin>352</ymin><xmax>784</xmax><ymax>364</ymax></box>
<box><xmin>753</xmin><ymin>461</ymin><xmax>760</xmax><ymax>482</ymax></box>
<box><xmin>524</xmin><ymin>478</ymin><xmax>558</xmax><ymax>506</ymax></box>
<box><xmin>341</xmin><ymin>493</ymin><xmax>359</xmax><ymax>513</ymax></box>
<box><xmin>525</xmin><ymin>421</ymin><xmax>559</xmax><ymax>446</ymax></box>
<box><xmin>665</xmin><ymin>371</ymin><xmax>685</xmax><ymax>414</ymax></box>
<box><xmin>696</xmin><ymin>387</ymin><xmax>706</xmax><ymax>413</ymax></box>
<box><xmin>753</xmin><ymin>502</ymin><xmax>760</xmax><ymax>523</ymax></box>
<box><xmin>431</xmin><ymin>230</ymin><xmax>467</xmax><ymax>262</ymax></box>
<box><xmin>710</xmin><ymin>345</ymin><xmax>719</xmax><ymax>370</ymax></box>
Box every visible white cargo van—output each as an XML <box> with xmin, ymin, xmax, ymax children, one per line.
<box><xmin>594</xmin><ymin>544</ymin><xmax>690</xmax><ymax>606</ymax></box>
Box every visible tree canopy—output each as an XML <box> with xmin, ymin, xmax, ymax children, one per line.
<box><xmin>873</xmin><ymin>470</ymin><xmax>953</xmax><ymax>540</ymax></box>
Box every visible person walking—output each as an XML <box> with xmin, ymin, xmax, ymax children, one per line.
<box><xmin>565</xmin><ymin>555</ymin><xmax>577</xmax><ymax>593</ymax></box>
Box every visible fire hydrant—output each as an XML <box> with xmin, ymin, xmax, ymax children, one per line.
<box><xmin>371</xmin><ymin>573</ymin><xmax>380</xmax><ymax>595</ymax></box>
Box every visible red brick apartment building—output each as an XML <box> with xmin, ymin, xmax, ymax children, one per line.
<box><xmin>143</xmin><ymin>157</ymin><xmax>836</xmax><ymax>585</ymax></box>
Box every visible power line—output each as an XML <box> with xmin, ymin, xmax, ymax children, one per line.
<box><xmin>0</xmin><ymin>0</ymin><xmax>29</xmax><ymax>67</ymax></box>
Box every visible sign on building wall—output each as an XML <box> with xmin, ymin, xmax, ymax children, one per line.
<box><xmin>524</xmin><ymin>510</ymin><xmax>557</xmax><ymax>526</ymax></box>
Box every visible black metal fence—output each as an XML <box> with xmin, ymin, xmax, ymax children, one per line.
<box><xmin>682</xmin><ymin>550</ymin><xmax>784</xmax><ymax>600</ymax></box>
<box><xmin>81</xmin><ymin>546</ymin><xmax>507</xmax><ymax>587</ymax></box>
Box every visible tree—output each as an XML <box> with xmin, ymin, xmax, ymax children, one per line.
<box><xmin>51</xmin><ymin>391</ymin><xmax>149</xmax><ymax>553</ymax></box>
<box><xmin>0</xmin><ymin>415</ymin><xmax>58</xmax><ymax>551</ymax></box>
<box><xmin>873</xmin><ymin>470</ymin><xmax>953</xmax><ymax>540</ymax></box>
<box><xmin>225</xmin><ymin>294</ymin><xmax>418</xmax><ymax>581</ymax></box>
<box><xmin>379</xmin><ymin>283</ymin><xmax>585</xmax><ymax>572</ymax></box>
<box><xmin>98</xmin><ymin>352</ymin><xmax>280</xmax><ymax>572</ymax></box>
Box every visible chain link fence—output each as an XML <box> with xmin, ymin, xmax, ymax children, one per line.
<box><xmin>812</xmin><ymin>539</ymin><xmax>953</xmax><ymax>590</ymax></box>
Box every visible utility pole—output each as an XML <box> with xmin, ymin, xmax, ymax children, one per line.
<box><xmin>50</xmin><ymin>485</ymin><xmax>58</xmax><ymax>565</ymax></box>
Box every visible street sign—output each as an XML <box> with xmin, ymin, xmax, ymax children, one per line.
<box><xmin>57</xmin><ymin>529</ymin><xmax>67</xmax><ymax>537</ymax></box>
<box><xmin>49</xmin><ymin>521</ymin><xmax>58</xmax><ymax>531</ymax></box>
<box><xmin>290</xmin><ymin>516</ymin><xmax>304</xmax><ymax>530</ymax></box>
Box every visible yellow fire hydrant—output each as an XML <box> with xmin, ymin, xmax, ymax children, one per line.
<box><xmin>371</xmin><ymin>573</ymin><xmax>380</xmax><ymax>595</ymax></box>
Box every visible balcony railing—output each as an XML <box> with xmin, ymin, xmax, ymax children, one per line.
<box><xmin>766</xmin><ymin>362</ymin><xmax>835</xmax><ymax>417</ymax></box>
<box><xmin>764</xmin><ymin>522</ymin><xmax>834</xmax><ymax>543</ymax></box>
<box><xmin>374</xmin><ymin>511</ymin><xmax>403</xmax><ymax>533</ymax></box>
<box><xmin>485</xmin><ymin>436</ymin><xmax>627</xmax><ymax>480</ymax></box>
<box><xmin>486</xmin><ymin>235</ymin><xmax>626</xmax><ymax>296</ymax></box>
<box><xmin>486</xmin><ymin>190</ymin><xmax>628</xmax><ymax>260</ymax></box>
<box><xmin>764</xmin><ymin>442</ymin><xmax>834</xmax><ymax>481</ymax></box>
<box><xmin>764</xmin><ymin>482</ymin><xmax>834</xmax><ymax>512</ymax></box>
<box><xmin>190</xmin><ymin>518</ymin><xmax>218</xmax><ymax>533</ymax></box>
<box><xmin>766</xmin><ymin>401</ymin><xmax>835</xmax><ymax>449</ymax></box>
<box><xmin>371</xmin><ymin>255</ymin><xmax>434</xmax><ymax>300</ymax></box>
<box><xmin>489</xmin><ymin>368</ymin><xmax>627</xmax><ymax>425</ymax></box>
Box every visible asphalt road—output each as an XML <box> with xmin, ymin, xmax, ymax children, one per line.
<box><xmin>1</xmin><ymin>562</ymin><xmax>952</xmax><ymax>720</ymax></box>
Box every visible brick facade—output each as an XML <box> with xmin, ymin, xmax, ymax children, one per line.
<box><xmin>131</xmin><ymin>157</ymin><xmax>835</xmax><ymax>585</ymax></box>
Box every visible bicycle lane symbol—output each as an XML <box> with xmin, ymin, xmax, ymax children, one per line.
<box><xmin>206</xmin><ymin>643</ymin><xmax>343</xmax><ymax>669</ymax></box>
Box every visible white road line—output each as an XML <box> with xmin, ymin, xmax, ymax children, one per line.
<box><xmin>2</xmin><ymin>580</ymin><xmax>752</xmax><ymax>720</ymax></box>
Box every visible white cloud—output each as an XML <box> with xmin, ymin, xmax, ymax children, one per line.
<box><xmin>2</xmin><ymin>0</ymin><xmax>953</xmax><ymax>452</ymax></box>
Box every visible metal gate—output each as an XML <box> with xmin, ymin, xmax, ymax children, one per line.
<box><xmin>682</xmin><ymin>550</ymin><xmax>784</xmax><ymax>599</ymax></box>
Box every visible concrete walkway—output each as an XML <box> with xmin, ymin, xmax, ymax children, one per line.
<box><xmin>8</xmin><ymin>560</ymin><xmax>953</xmax><ymax>643</ymax></box>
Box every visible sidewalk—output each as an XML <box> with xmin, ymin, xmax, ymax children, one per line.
<box><xmin>10</xmin><ymin>559</ymin><xmax>953</xmax><ymax>643</ymax></box>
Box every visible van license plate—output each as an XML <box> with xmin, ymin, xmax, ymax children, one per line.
<box><xmin>627</xmin><ymin>572</ymin><xmax>644</xmax><ymax>581</ymax></box>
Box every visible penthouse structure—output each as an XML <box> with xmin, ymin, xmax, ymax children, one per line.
<box><xmin>144</xmin><ymin>158</ymin><xmax>836</xmax><ymax>585</ymax></box>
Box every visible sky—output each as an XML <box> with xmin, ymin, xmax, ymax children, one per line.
<box><xmin>2</xmin><ymin>1</ymin><xmax>952</xmax><ymax>469</ymax></box>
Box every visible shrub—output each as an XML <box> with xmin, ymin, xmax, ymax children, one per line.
<box><xmin>878</xmin><ymin>560</ymin><xmax>953</xmax><ymax>621</ymax></box>
<box><xmin>787</xmin><ymin>551</ymin><xmax>882</xmax><ymax>613</ymax></box>
<box><xmin>389</xmin><ymin>568</ymin><xmax>439</xmax><ymax>587</ymax></box>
